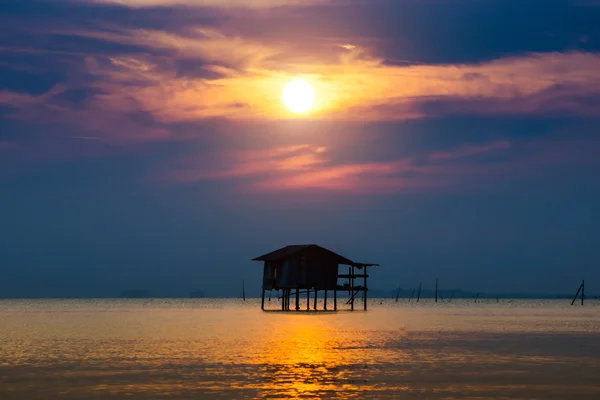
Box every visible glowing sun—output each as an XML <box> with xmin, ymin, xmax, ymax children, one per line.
<box><xmin>282</xmin><ymin>79</ymin><xmax>315</xmax><ymax>114</ymax></box>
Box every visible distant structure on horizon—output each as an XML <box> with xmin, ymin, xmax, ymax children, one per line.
<box><xmin>252</xmin><ymin>244</ymin><xmax>378</xmax><ymax>312</ymax></box>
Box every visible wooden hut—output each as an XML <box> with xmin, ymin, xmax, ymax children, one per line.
<box><xmin>252</xmin><ymin>244</ymin><xmax>378</xmax><ymax>311</ymax></box>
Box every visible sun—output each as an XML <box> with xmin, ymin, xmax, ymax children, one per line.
<box><xmin>282</xmin><ymin>79</ymin><xmax>315</xmax><ymax>114</ymax></box>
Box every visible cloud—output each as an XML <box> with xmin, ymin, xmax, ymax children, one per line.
<box><xmin>166</xmin><ymin>144</ymin><xmax>329</xmax><ymax>183</ymax></box>
<box><xmin>0</xmin><ymin>141</ymin><xmax>15</xmax><ymax>151</ymax></box>
<box><xmin>429</xmin><ymin>141</ymin><xmax>512</xmax><ymax>162</ymax></box>
<box><xmin>2</xmin><ymin>0</ymin><xmax>600</xmax><ymax>147</ymax></box>
<box><xmin>87</xmin><ymin>0</ymin><xmax>328</xmax><ymax>8</ymax></box>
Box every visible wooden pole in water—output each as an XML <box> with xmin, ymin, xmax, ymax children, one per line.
<box><xmin>307</xmin><ymin>288</ymin><xmax>310</xmax><ymax>310</ymax></box>
<box><xmin>334</xmin><ymin>289</ymin><xmax>337</xmax><ymax>311</ymax></box>
<box><xmin>395</xmin><ymin>286</ymin><xmax>401</xmax><ymax>302</ymax></box>
<box><xmin>242</xmin><ymin>280</ymin><xmax>246</xmax><ymax>301</ymax></box>
<box><xmin>364</xmin><ymin>266</ymin><xmax>368</xmax><ymax>311</ymax></box>
<box><xmin>571</xmin><ymin>282</ymin><xmax>583</xmax><ymax>306</ymax></box>
<box><xmin>474</xmin><ymin>292</ymin><xmax>479</xmax><ymax>303</ymax></box>
<box><xmin>435</xmin><ymin>279</ymin><xmax>438</xmax><ymax>303</ymax></box>
<box><xmin>408</xmin><ymin>288</ymin><xmax>415</xmax><ymax>302</ymax></box>
<box><xmin>416</xmin><ymin>283</ymin><xmax>422</xmax><ymax>303</ymax></box>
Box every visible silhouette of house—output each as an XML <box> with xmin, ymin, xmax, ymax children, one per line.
<box><xmin>252</xmin><ymin>244</ymin><xmax>378</xmax><ymax>311</ymax></box>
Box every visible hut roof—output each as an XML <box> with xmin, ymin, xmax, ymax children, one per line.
<box><xmin>252</xmin><ymin>244</ymin><xmax>378</xmax><ymax>267</ymax></box>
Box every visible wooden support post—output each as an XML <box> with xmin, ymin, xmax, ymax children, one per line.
<box><xmin>334</xmin><ymin>289</ymin><xmax>337</xmax><ymax>311</ymax></box>
<box><xmin>364</xmin><ymin>266</ymin><xmax>368</xmax><ymax>311</ymax></box>
<box><xmin>348</xmin><ymin>267</ymin><xmax>351</xmax><ymax>295</ymax></box>
<box><xmin>351</xmin><ymin>265</ymin><xmax>355</xmax><ymax>310</ymax></box>
<box><xmin>281</xmin><ymin>290</ymin><xmax>285</xmax><ymax>311</ymax></box>
<box><xmin>261</xmin><ymin>288</ymin><xmax>265</xmax><ymax>310</ymax></box>
<box><xmin>324</xmin><ymin>290</ymin><xmax>328</xmax><ymax>310</ymax></box>
<box><xmin>307</xmin><ymin>288</ymin><xmax>310</xmax><ymax>310</ymax></box>
<box><xmin>295</xmin><ymin>288</ymin><xmax>300</xmax><ymax>311</ymax></box>
<box><xmin>314</xmin><ymin>289</ymin><xmax>318</xmax><ymax>310</ymax></box>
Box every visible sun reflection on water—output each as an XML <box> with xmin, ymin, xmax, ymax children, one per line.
<box><xmin>1</xmin><ymin>299</ymin><xmax>600</xmax><ymax>399</ymax></box>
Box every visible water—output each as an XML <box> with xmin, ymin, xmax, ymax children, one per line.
<box><xmin>1</xmin><ymin>299</ymin><xmax>599</xmax><ymax>399</ymax></box>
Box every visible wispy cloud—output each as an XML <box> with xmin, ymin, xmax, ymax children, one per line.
<box><xmin>87</xmin><ymin>0</ymin><xmax>328</xmax><ymax>8</ymax></box>
<box><xmin>429</xmin><ymin>141</ymin><xmax>512</xmax><ymax>162</ymax></box>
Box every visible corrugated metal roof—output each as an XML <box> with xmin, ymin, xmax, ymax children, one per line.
<box><xmin>252</xmin><ymin>244</ymin><xmax>378</xmax><ymax>267</ymax></box>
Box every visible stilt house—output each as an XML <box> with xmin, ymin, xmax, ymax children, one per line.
<box><xmin>253</xmin><ymin>244</ymin><xmax>378</xmax><ymax>311</ymax></box>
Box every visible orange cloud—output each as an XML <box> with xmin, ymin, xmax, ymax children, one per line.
<box><xmin>80</xmin><ymin>32</ymin><xmax>600</xmax><ymax>123</ymax></box>
<box><xmin>166</xmin><ymin>144</ymin><xmax>328</xmax><ymax>182</ymax></box>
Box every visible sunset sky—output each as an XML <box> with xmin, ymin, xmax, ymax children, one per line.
<box><xmin>1</xmin><ymin>0</ymin><xmax>600</xmax><ymax>297</ymax></box>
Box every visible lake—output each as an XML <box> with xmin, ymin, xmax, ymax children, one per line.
<box><xmin>1</xmin><ymin>299</ymin><xmax>599</xmax><ymax>399</ymax></box>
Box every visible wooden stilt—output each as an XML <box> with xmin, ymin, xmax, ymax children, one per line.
<box><xmin>307</xmin><ymin>290</ymin><xmax>310</xmax><ymax>310</ymax></box>
<box><xmin>334</xmin><ymin>289</ymin><xmax>337</xmax><ymax>311</ymax></box>
<box><xmin>364</xmin><ymin>266</ymin><xmax>368</xmax><ymax>311</ymax></box>
<box><xmin>314</xmin><ymin>289</ymin><xmax>318</xmax><ymax>310</ymax></box>
<box><xmin>281</xmin><ymin>289</ymin><xmax>285</xmax><ymax>311</ymax></box>
<box><xmin>295</xmin><ymin>288</ymin><xmax>300</xmax><ymax>311</ymax></box>
<box><xmin>261</xmin><ymin>288</ymin><xmax>265</xmax><ymax>310</ymax></box>
<box><xmin>324</xmin><ymin>290</ymin><xmax>328</xmax><ymax>310</ymax></box>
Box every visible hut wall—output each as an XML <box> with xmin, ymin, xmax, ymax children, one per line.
<box><xmin>263</xmin><ymin>248</ymin><xmax>341</xmax><ymax>290</ymax></box>
<box><xmin>263</xmin><ymin>261</ymin><xmax>279</xmax><ymax>290</ymax></box>
<box><xmin>306</xmin><ymin>256</ymin><xmax>338</xmax><ymax>289</ymax></box>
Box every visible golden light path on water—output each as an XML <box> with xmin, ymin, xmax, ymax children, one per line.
<box><xmin>1</xmin><ymin>299</ymin><xmax>600</xmax><ymax>399</ymax></box>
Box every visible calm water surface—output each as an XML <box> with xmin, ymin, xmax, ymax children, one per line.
<box><xmin>1</xmin><ymin>299</ymin><xmax>599</xmax><ymax>399</ymax></box>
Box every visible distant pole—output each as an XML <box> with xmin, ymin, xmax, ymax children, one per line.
<box><xmin>408</xmin><ymin>288</ymin><xmax>415</xmax><ymax>303</ymax></box>
<box><xmin>474</xmin><ymin>292</ymin><xmax>479</xmax><ymax>303</ymax></box>
<box><xmin>242</xmin><ymin>280</ymin><xmax>246</xmax><ymax>302</ymax></box>
<box><xmin>435</xmin><ymin>279</ymin><xmax>438</xmax><ymax>303</ymax></box>
<box><xmin>395</xmin><ymin>286</ymin><xmax>401</xmax><ymax>302</ymax></box>
<box><xmin>416</xmin><ymin>283</ymin><xmax>422</xmax><ymax>303</ymax></box>
<box><xmin>571</xmin><ymin>281</ymin><xmax>583</xmax><ymax>306</ymax></box>
<box><xmin>582</xmin><ymin>280</ymin><xmax>585</xmax><ymax>306</ymax></box>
